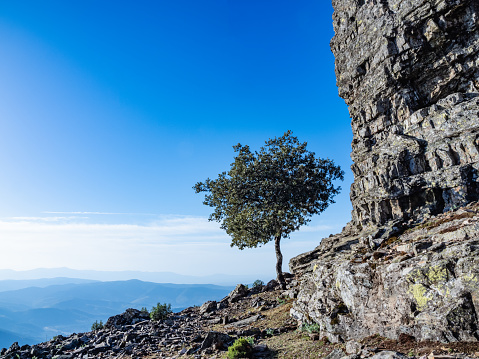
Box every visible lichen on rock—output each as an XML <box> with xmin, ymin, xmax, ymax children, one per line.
<box><xmin>291</xmin><ymin>202</ymin><xmax>479</xmax><ymax>343</ymax></box>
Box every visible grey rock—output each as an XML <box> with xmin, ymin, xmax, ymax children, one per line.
<box><xmin>200</xmin><ymin>300</ymin><xmax>217</xmax><ymax>314</ymax></box>
<box><xmin>370</xmin><ymin>351</ymin><xmax>408</xmax><ymax>359</ymax></box>
<box><xmin>324</xmin><ymin>348</ymin><xmax>346</xmax><ymax>359</ymax></box>
<box><xmin>330</xmin><ymin>0</ymin><xmax>479</xmax><ymax>231</ymax></box>
<box><xmin>104</xmin><ymin>308</ymin><xmax>150</xmax><ymax>329</ymax></box>
<box><xmin>345</xmin><ymin>340</ymin><xmax>362</xmax><ymax>354</ymax></box>
<box><xmin>228</xmin><ymin>284</ymin><xmax>249</xmax><ymax>303</ymax></box>
<box><xmin>199</xmin><ymin>331</ymin><xmax>232</xmax><ymax>351</ymax></box>
<box><xmin>226</xmin><ymin>314</ymin><xmax>262</xmax><ymax>328</ymax></box>
<box><xmin>291</xmin><ymin>207</ymin><xmax>479</xmax><ymax>343</ymax></box>
<box><xmin>289</xmin><ymin>0</ymin><xmax>479</xmax><ymax>347</ymax></box>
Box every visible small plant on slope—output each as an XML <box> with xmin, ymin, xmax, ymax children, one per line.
<box><xmin>91</xmin><ymin>320</ymin><xmax>104</xmax><ymax>331</ymax></box>
<box><xmin>227</xmin><ymin>337</ymin><xmax>254</xmax><ymax>359</ymax></box>
<box><xmin>252</xmin><ymin>279</ymin><xmax>264</xmax><ymax>288</ymax></box>
<box><xmin>150</xmin><ymin>302</ymin><xmax>172</xmax><ymax>321</ymax></box>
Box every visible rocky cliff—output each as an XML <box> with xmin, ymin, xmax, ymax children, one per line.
<box><xmin>333</xmin><ymin>0</ymin><xmax>479</xmax><ymax>229</ymax></box>
<box><xmin>289</xmin><ymin>0</ymin><xmax>479</xmax><ymax>346</ymax></box>
<box><xmin>291</xmin><ymin>201</ymin><xmax>479</xmax><ymax>343</ymax></box>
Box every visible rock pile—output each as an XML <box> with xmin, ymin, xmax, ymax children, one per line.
<box><xmin>0</xmin><ymin>279</ymin><xmax>295</xmax><ymax>359</ymax></box>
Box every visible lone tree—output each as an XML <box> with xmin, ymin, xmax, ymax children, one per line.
<box><xmin>194</xmin><ymin>131</ymin><xmax>344</xmax><ymax>289</ymax></box>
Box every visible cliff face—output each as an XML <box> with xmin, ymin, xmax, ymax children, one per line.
<box><xmin>332</xmin><ymin>0</ymin><xmax>479</xmax><ymax>229</ymax></box>
<box><xmin>289</xmin><ymin>0</ymin><xmax>479</xmax><ymax>344</ymax></box>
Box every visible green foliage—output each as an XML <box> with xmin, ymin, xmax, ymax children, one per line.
<box><xmin>140</xmin><ymin>307</ymin><xmax>149</xmax><ymax>314</ymax></box>
<box><xmin>194</xmin><ymin>130</ymin><xmax>344</xmax><ymax>250</ymax></box>
<box><xmin>253</xmin><ymin>279</ymin><xmax>264</xmax><ymax>288</ymax></box>
<box><xmin>276</xmin><ymin>296</ymin><xmax>288</xmax><ymax>305</ymax></box>
<box><xmin>227</xmin><ymin>337</ymin><xmax>254</xmax><ymax>359</ymax></box>
<box><xmin>91</xmin><ymin>320</ymin><xmax>104</xmax><ymax>331</ymax></box>
<box><xmin>150</xmin><ymin>302</ymin><xmax>172</xmax><ymax>321</ymax></box>
<box><xmin>301</xmin><ymin>322</ymin><xmax>320</xmax><ymax>334</ymax></box>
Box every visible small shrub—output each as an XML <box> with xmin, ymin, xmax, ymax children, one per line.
<box><xmin>91</xmin><ymin>320</ymin><xmax>104</xmax><ymax>331</ymax></box>
<box><xmin>140</xmin><ymin>307</ymin><xmax>149</xmax><ymax>314</ymax></box>
<box><xmin>252</xmin><ymin>279</ymin><xmax>264</xmax><ymax>288</ymax></box>
<box><xmin>276</xmin><ymin>296</ymin><xmax>287</xmax><ymax>305</ymax></box>
<box><xmin>150</xmin><ymin>302</ymin><xmax>172</xmax><ymax>321</ymax></box>
<box><xmin>301</xmin><ymin>322</ymin><xmax>320</xmax><ymax>333</ymax></box>
<box><xmin>227</xmin><ymin>337</ymin><xmax>253</xmax><ymax>359</ymax></box>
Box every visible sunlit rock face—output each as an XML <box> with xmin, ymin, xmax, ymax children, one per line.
<box><xmin>331</xmin><ymin>0</ymin><xmax>479</xmax><ymax>229</ymax></box>
<box><xmin>288</xmin><ymin>0</ymin><xmax>479</xmax><ymax>344</ymax></box>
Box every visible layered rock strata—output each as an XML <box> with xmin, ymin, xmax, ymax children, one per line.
<box><xmin>332</xmin><ymin>0</ymin><xmax>479</xmax><ymax>229</ymax></box>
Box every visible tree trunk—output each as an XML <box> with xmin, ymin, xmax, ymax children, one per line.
<box><xmin>275</xmin><ymin>235</ymin><xmax>286</xmax><ymax>289</ymax></box>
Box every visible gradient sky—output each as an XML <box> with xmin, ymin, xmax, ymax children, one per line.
<box><xmin>0</xmin><ymin>0</ymin><xmax>352</xmax><ymax>280</ymax></box>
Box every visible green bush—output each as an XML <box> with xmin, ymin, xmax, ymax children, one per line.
<box><xmin>300</xmin><ymin>322</ymin><xmax>320</xmax><ymax>333</ymax></box>
<box><xmin>150</xmin><ymin>302</ymin><xmax>172</xmax><ymax>321</ymax></box>
<box><xmin>252</xmin><ymin>279</ymin><xmax>264</xmax><ymax>288</ymax></box>
<box><xmin>227</xmin><ymin>337</ymin><xmax>253</xmax><ymax>359</ymax></box>
<box><xmin>91</xmin><ymin>320</ymin><xmax>104</xmax><ymax>331</ymax></box>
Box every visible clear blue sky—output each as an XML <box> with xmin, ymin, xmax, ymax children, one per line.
<box><xmin>0</xmin><ymin>0</ymin><xmax>352</xmax><ymax>279</ymax></box>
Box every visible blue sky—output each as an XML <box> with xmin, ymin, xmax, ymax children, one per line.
<box><xmin>0</xmin><ymin>0</ymin><xmax>352</xmax><ymax>279</ymax></box>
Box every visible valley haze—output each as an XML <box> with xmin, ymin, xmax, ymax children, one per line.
<box><xmin>0</xmin><ymin>274</ymin><xmax>238</xmax><ymax>348</ymax></box>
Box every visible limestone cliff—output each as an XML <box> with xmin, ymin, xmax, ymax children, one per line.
<box><xmin>289</xmin><ymin>0</ymin><xmax>479</xmax><ymax>345</ymax></box>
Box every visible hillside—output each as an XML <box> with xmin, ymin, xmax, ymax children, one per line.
<box><xmin>0</xmin><ymin>280</ymin><xmax>233</xmax><ymax>348</ymax></box>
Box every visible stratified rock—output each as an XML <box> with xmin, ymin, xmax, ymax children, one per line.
<box><xmin>288</xmin><ymin>0</ymin><xmax>479</xmax><ymax>346</ymax></box>
<box><xmin>331</xmin><ymin>0</ymin><xmax>479</xmax><ymax>230</ymax></box>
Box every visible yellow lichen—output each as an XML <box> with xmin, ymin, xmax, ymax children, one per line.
<box><xmin>313</xmin><ymin>264</ymin><xmax>318</xmax><ymax>272</ymax></box>
<box><xmin>427</xmin><ymin>265</ymin><xmax>448</xmax><ymax>283</ymax></box>
<box><xmin>463</xmin><ymin>273</ymin><xmax>478</xmax><ymax>283</ymax></box>
<box><xmin>410</xmin><ymin>284</ymin><xmax>430</xmax><ymax>311</ymax></box>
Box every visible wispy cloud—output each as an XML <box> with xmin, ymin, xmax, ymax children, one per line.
<box><xmin>8</xmin><ymin>216</ymin><xmax>88</xmax><ymax>222</ymax></box>
<box><xmin>43</xmin><ymin>211</ymin><xmax>157</xmax><ymax>215</ymax></box>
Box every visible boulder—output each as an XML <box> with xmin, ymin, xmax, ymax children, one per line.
<box><xmin>200</xmin><ymin>300</ymin><xmax>217</xmax><ymax>315</ymax></box>
<box><xmin>228</xmin><ymin>284</ymin><xmax>249</xmax><ymax>303</ymax></box>
<box><xmin>104</xmin><ymin>308</ymin><xmax>150</xmax><ymax>329</ymax></box>
<box><xmin>200</xmin><ymin>331</ymin><xmax>232</xmax><ymax>351</ymax></box>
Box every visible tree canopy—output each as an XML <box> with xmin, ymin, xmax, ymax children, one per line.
<box><xmin>194</xmin><ymin>131</ymin><xmax>344</xmax><ymax>287</ymax></box>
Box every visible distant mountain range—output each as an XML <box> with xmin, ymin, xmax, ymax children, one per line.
<box><xmin>0</xmin><ymin>278</ymin><xmax>234</xmax><ymax>349</ymax></box>
<box><xmin>0</xmin><ymin>267</ymin><xmax>271</xmax><ymax>285</ymax></box>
